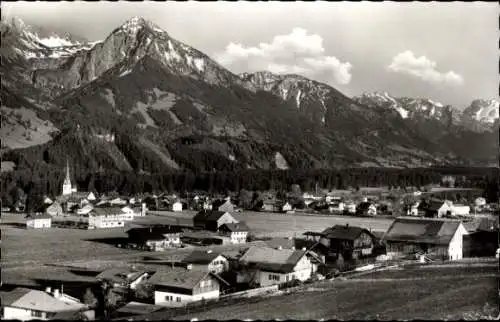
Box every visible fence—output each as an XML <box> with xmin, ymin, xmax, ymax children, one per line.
<box><xmin>220</xmin><ymin>285</ymin><xmax>279</xmax><ymax>300</ymax></box>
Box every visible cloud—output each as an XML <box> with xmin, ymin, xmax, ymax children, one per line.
<box><xmin>216</xmin><ymin>27</ymin><xmax>352</xmax><ymax>85</ymax></box>
<box><xmin>388</xmin><ymin>50</ymin><xmax>464</xmax><ymax>85</ymax></box>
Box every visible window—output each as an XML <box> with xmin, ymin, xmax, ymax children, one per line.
<box><xmin>176</xmin><ymin>297</ymin><xmax>181</xmax><ymax>302</ymax></box>
<box><xmin>268</xmin><ymin>274</ymin><xmax>280</xmax><ymax>281</ymax></box>
<box><xmin>31</xmin><ymin>311</ymin><xmax>43</xmax><ymax>318</ymax></box>
<box><xmin>165</xmin><ymin>295</ymin><xmax>173</xmax><ymax>301</ymax></box>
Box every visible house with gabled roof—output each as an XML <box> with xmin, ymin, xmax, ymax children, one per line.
<box><xmin>96</xmin><ymin>267</ymin><xmax>150</xmax><ymax>290</ymax></box>
<box><xmin>212</xmin><ymin>198</ymin><xmax>235</xmax><ymax>213</ymax></box>
<box><xmin>218</xmin><ymin>222</ymin><xmax>250</xmax><ymax>244</ymax></box>
<box><xmin>34</xmin><ymin>201</ymin><xmax>63</xmax><ymax>217</ymax></box>
<box><xmin>193</xmin><ymin>210</ymin><xmax>238</xmax><ymax>231</ymax></box>
<box><xmin>25</xmin><ymin>213</ymin><xmax>52</xmax><ymax>229</ymax></box>
<box><xmin>182</xmin><ymin>250</ymin><xmax>230</xmax><ymax>274</ymax></box>
<box><xmin>236</xmin><ymin>246</ymin><xmax>316</xmax><ymax>287</ymax></box>
<box><xmin>383</xmin><ymin>217</ymin><xmax>468</xmax><ymax>260</ymax></box>
<box><xmin>147</xmin><ymin>267</ymin><xmax>229</xmax><ymax>307</ymax></box>
<box><xmin>87</xmin><ymin>207</ymin><xmax>130</xmax><ymax>229</ymax></box>
<box><xmin>318</xmin><ymin>224</ymin><xmax>376</xmax><ymax>259</ymax></box>
<box><xmin>0</xmin><ymin>287</ymin><xmax>94</xmax><ymax>321</ymax></box>
<box><xmin>418</xmin><ymin>200</ymin><xmax>453</xmax><ymax>218</ymax></box>
<box><xmin>126</xmin><ymin>226</ymin><xmax>182</xmax><ymax>250</ymax></box>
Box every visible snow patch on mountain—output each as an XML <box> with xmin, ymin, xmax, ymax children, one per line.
<box><xmin>38</xmin><ymin>36</ymin><xmax>77</xmax><ymax>47</ymax></box>
<box><xmin>464</xmin><ymin>99</ymin><xmax>499</xmax><ymax>124</ymax></box>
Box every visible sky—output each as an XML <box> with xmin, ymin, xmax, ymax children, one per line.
<box><xmin>3</xmin><ymin>1</ymin><xmax>497</xmax><ymax>108</ymax></box>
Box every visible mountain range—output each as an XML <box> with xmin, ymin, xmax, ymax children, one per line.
<box><xmin>1</xmin><ymin>16</ymin><xmax>498</xmax><ymax>175</ymax></box>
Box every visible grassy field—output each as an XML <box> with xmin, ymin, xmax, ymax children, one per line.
<box><xmin>153</xmin><ymin>264</ymin><xmax>499</xmax><ymax>321</ymax></box>
<box><xmin>146</xmin><ymin>210</ymin><xmax>394</xmax><ymax>238</ymax></box>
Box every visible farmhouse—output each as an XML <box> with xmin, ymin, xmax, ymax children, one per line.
<box><xmin>419</xmin><ymin>200</ymin><xmax>453</xmax><ymax>218</ymax></box>
<box><xmin>356</xmin><ymin>202</ymin><xmax>377</xmax><ymax>216</ymax></box>
<box><xmin>182</xmin><ymin>250</ymin><xmax>230</xmax><ymax>274</ymax></box>
<box><xmin>87</xmin><ymin>207</ymin><xmax>130</xmax><ymax>229</ymax></box>
<box><xmin>318</xmin><ymin>224</ymin><xmax>376</xmax><ymax>259</ymax></box>
<box><xmin>237</xmin><ymin>246</ymin><xmax>317</xmax><ymax>287</ymax></box>
<box><xmin>218</xmin><ymin>222</ymin><xmax>249</xmax><ymax>244</ymax></box>
<box><xmin>126</xmin><ymin>226</ymin><xmax>182</xmax><ymax>250</ymax></box>
<box><xmin>34</xmin><ymin>201</ymin><xmax>63</xmax><ymax>217</ymax></box>
<box><xmin>383</xmin><ymin>217</ymin><xmax>468</xmax><ymax>260</ymax></box>
<box><xmin>193</xmin><ymin>210</ymin><xmax>238</xmax><ymax>231</ymax></box>
<box><xmin>212</xmin><ymin>198</ymin><xmax>235</xmax><ymax>212</ymax></box>
<box><xmin>328</xmin><ymin>201</ymin><xmax>345</xmax><ymax>213</ymax></box>
<box><xmin>0</xmin><ymin>287</ymin><xmax>93</xmax><ymax>321</ymax></box>
<box><xmin>345</xmin><ymin>202</ymin><xmax>356</xmax><ymax>214</ymax></box>
<box><xmin>172</xmin><ymin>201</ymin><xmax>183</xmax><ymax>212</ymax></box>
<box><xmin>282</xmin><ymin>202</ymin><xmax>294</xmax><ymax>212</ymax></box>
<box><xmin>148</xmin><ymin>267</ymin><xmax>229</xmax><ymax>307</ymax></box>
<box><xmin>25</xmin><ymin>214</ymin><xmax>52</xmax><ymax>229</ymax></box>
<box><xmin>451</xmin><ymin>204</ymin><xmax>470</xmax><ymax>216</ymax></box>
<box><xmin>96</xmin><ymin>267</ymin><xmax>150</xmax><ymax>290</ymax></box>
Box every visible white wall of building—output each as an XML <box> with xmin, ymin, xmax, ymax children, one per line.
<box><xmin>230</xmin><ymin>231</ymin><xmax>248</xmax><ymax>244</ymax></box>
<box><xmin>88</xmin><ymin>215</ymin><xmax>126</xmax><ymax>229</ymax></box>
<box><xmin>447</xmin><ymin>223</ymin><xmax>467</xmax><ymax>260</ymax></box>
<box><xmin>172</xmin><ymin>202</ymin><xmax>183</xmax><ymax>212</ymax></box>
<box><xmin>2</xmin><ymin>306</ymin><xmax>43</xmax><ymax>321</ymax></box>
<box><xmin>26</xmin><ymin>218</ymin><xmax>51</xmax><ymax>229</ymax></box>
<box><xmin>154</xmin><ymin>290</ymin><xmax>219</xmax><ymax>307</ymax></box>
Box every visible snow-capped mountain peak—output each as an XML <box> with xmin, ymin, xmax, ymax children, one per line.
<box><xmin>463</xmin><ymin>99</ymin><xmax>499</xmax><ymax>124</ymax></box>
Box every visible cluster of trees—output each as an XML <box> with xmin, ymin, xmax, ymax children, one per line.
<box><xmin>1</xmin><ymin>166</ymin><xmax>498</xmax><ymax>208</ymax></box>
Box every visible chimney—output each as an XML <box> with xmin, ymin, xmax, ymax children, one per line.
<box><xmin>45</xmin><ymin>287</ymin><xmax>52</xmax><ymax>294</ymax></box>
<box><xmin>206</xmin><ymin>249</ymin><xmax>213</xmax><ymax>254</ymax></box>
<box><xmin>345</xmin><ymin>223</ymin><xmax>349</xmax><ymax>228</ymax></box>
<box><xmin>53</xmin><ymin>289</ymin><xmax>60</xmax><ymax>298</ymax></box>
<box><xmin>186</xmin><ymin>264</ymin><xmax>193</xmax><ymax>270</ymax></box>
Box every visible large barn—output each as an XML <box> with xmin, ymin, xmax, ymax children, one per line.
<box><xmin>383</xmin><ymin>217</ymin><xmax>468</xmax><ymax>261</ymax></box>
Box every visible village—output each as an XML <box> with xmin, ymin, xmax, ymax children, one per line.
<box><xmin>1</xmin><ymin>164</ymin><xmax>499</xmax><ymax>320</ymax></box>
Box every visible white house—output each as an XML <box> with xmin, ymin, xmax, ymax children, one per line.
<box><xmin>328</xmin><ymin>202</ymin><xmax>345</xmax><ymax>213</ymax></box>
<box><xmin>126</xmin><ymin>227</ymin><xmax>182</xmax><ymax>251</ymax></box>
<box><xmin>172</xmin><ymin>201</ymin><xmax>183</xmax><ymax>212</ymax></box>
<box><xmin>383</xmin><ymin>217</ymin><xmax>468</xmax><ymax>261</ymax></box>
<box><xmin>182</xmin><ymin>250</ymin><xmax>230</xmax><ymax>274</ymax></box>
<box><xmin>237</xmin><ymin>246</ymin><xmax>317</xmax><ymax>287</ymax></box>
<box><xmin>407</xmin><ymin>202</ymin><xmax>420</xmax><ymax>216</ymax></box>
<box><xmin>345</xmin><ymin>202</ymin><xmax>356</xmax><ymax>214</ymax></box>
<box><xmin>87</xmin><ymin>207</ymin><xmax>130</xmax><ymax>229</ymax></box>
<box><xmin>218</xmin><ymin>222</ymin><xmax>249</xmax><ymax>244</ymax></box>
<box><xmin>25</xmin><ymin>214</ymin><xmax>52</xmax><ymax>229</ymax></box>
<box><xmin>282</xmin><ymin>202</ymin><xmax>294</xmax><ymax>212</ymax></box>
<box><xmin>0</xmin><ymin>287</ymin><xmax>93</xmax><ymax>321</ymax></box>
<box><xmin>148</xmin><ymin>267</ymin><xmax>229</xmax><ymax>307</ymax></box>
<box><xmin>451</xmin><ymin>204</ymin><xmax>470</xmax><ymax>216</ymax></box>
<box><xmin>474</xmin><ymin>197</ymin><xmax>487</xmax><ymax>208</ymax></box>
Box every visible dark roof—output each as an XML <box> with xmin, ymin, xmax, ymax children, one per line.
<box><xmin>264</xmin><ymin>238</ymin><xmax>296</xmax><ymax>250</ymax></box>
<box><xmin>194</xmin><ymin>210</ymin><xmax>230</xmax><ymax>222</ymax></box>
<box><xmin>182</xmin><ymin>250</ymin><xmax>224</xmax><ymax>265</ymax></box>
<box><xmin>91</xmin><ymin>207</ymin><xmax>125</xmax><ymax>216</ymax></box>
<box><xmin>320</xmin><ymin>225</ymin><xmax>373</xmax><ymax>241</ymax></box>
<box><xmin>383</xmin><ymin>217</ymin><xmax>464</xmax><ymax>245</ymax></box>
<box><xmin>219</xmin><ymin>222</ymin><xmax>250</xmax><ymax>232</ymax></box>
<box><xmin>96</xmin><ymin>267</ymin><xmax>148</xmax><ymax>284</ymax></box>
<box><xmin>34</xmin><ymin>203</ymin><xmax>51</xmax><ymax>213</ymax></box>
<box><xmin>127</xmin><ymin>227</ymin><xmax>182</xmax><ymax>242</ymax></box>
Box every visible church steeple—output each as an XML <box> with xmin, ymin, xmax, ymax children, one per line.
<box><xmin>62</xmin><ymin>159</ymin><xmax>73</xmax><ymax>196</ymax></box>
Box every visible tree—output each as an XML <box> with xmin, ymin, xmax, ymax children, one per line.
<box><xmin>133</xmin><ymin>283</ymin><xmax>154</xmax><ymax>300</ymax></box>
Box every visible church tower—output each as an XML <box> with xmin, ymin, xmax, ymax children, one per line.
<box><xmin>62</xmin><ymin>160</ymin><xmax>73</xmax><ymax>196</ymax></box>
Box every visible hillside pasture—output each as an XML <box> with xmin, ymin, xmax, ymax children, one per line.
<box><xmin>161</xmin><ymin>264</ymin><xmax>499</xmax><ymax>321</ymax></box>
